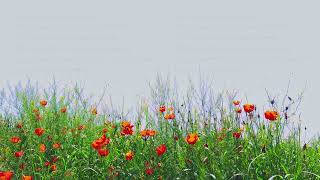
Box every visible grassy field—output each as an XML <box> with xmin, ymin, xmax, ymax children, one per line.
<box><xmin>0</xmin><ymin>78</ymin><xmax>319</xmax><ymax>179</ymax></box>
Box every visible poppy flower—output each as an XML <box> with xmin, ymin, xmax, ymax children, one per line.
<box><xmin>44</xmin><ymin>162</ymin><xmax>51</xmax><ymax>167</ymax></box>
<box><xmin>125</xmin><ymin>151</ymin><xmax>134</xmax><ymax>160</ymax></box>
<box><xmin>120</xmin><ymin>121</ymin><xmax>134</xmax><ymax>136</ymax></box>
<box><xmin>243</xmin><ymin>104</ymin><xmax>255</xmax><ymax>113</ymax></box>
<box><xmin>156</xmin><ymin>144</ymin><xmax>167</xmax><ymax>156</ymax></box>
<box><xmin>185</xmin><ymin>133</ymin><xmax>199</xmax><ymax>145</ymax></box>
<box><xmin>52</xmin><ymin>143</ymin><xmax>61</xmax><ymax>149</ymax></box>
<box><xmin>16</xmin><ymin>122</ymin><xmax>23</xmax><ymax>129</ymax></box>
<box><xmin>159</xmin><ymin>106</ymin><xmax>166</xmax><ymax>113</ymax></box>
<box><xmin>60</xmin><ymin>107</ymin><xmax>67</xmax><ymax>113</ymax></box>
<box><xmin>40</xmin><ymin>100</ymin><xmax>47</xmax><ymax>107</ymax></box>
<box><xmin>233</xmin><ymin>132</ymin><xmax>241</xmax><ymax>139</ymax></box>
<box><xmin>140</xmin><ymin>129</ymin><xmax>157</xmax><ymax>139</ymax></box>
<box><xmin>92</xmin><ymin>134</ymin><xmax>110</xmax><ymax>150</ymax></box>
<box><xmin>91</xmin><ymin>107</ymin><xmax>98</xmax><ymax>115</ymax></box>
<box><xmin>233</xmin><ymin>100</ymin><xmax>240</xmax><ymax>106</ymax></box>
<box><xmin>264</xmin><ymin>110</ymin><xmax>279</xmax><ymax>121</ymax></box>
<box><xmin>98</xmin><ymin>149</ymin><xmax>109</xmax><ymax>157</ymax></box>
<box><xmin>10</xmin><ymin>136</ymin><xmax>21</xmax><ymax>144</ymax></box>
<box><xmin>34</xmin><ymin>128</ymin><xmax>44</xmax><ymax>136</ymax></box>
<box><xmin>78</xmin><ymin>125</ymin><xmax>86</xmax><ymax>131</ymax></box>
<box><xmin>22</xmin><ymin>175</ymin><xmax>33</xmax><ymax>180</ymax></box>
<box><xmin>145</xmin><ymin>168</ymin><xmax>154</xmax><ymax>175</ymax></box>
<box><xmin>15</xmin><ymin>151</ymin><xmax>24</xmax><ymax>157</ymax></box>
<box><xmin>39</xmin><ymin>144</ymin><xmax>46</xmax><ymax>153</ymax></box>
<box><xmin>164</xmin><ymin>113</ymin><xmax>175</xmax><ymax>120</ymax></box>
<box><xmin>235</xmin><ymin>108</ymin><xmax>242</xmax><ymax>114</ymax></box>
<box><xmin>51</xmin><ymin>156</ymin><xmax>59</xmax><ymax>163</ymax></box>
<box><xmin>50</xmin><ymin>164</ymin><xmax>57</xmax><ymax>171</ymax></box>
<box><xmin>0</xmin><ymin>171</ymin><xmax>13</xmax><ymax>180</ymax></box>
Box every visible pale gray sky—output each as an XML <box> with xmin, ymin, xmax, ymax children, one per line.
<box><xmin>0</xmin><ymin>1</ymin><xmax>319</xmax><ymax>138</ymax></box>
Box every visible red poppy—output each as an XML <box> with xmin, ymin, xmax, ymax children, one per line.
<box><xmin>39</xmin><ymin>144</ymin><xmax>46</xmax><ymax>153</ymax></box>
<box><xmin>92</xmin><ymin>134</ymin><xmax>110</xmax><ymax>150</ymax></box>
<box><xmin>60</xmin><ymin>107</ymin><xmax>67</xmax><ymax>113</ymax></box>
<box><xmin>78</xmin><ymin>125</ymin><xmax>86</xmax><ymax>131</ymax></box>
<box><xmin>22</xmin><ymin>175</ymin><xmax>33</xmax><ymax>180</ymax></box>
<box><xmin>235</xmin><ymin>108</ymin><xmax>242</xmax><ymax>114</ymax></box>
<box><xmin>50</xmin><ymin>164</ymin><xmax>57</xmax><ymax>171</ymax></box>
<box><xmin>15</xmin><ymin>151</ymin><xmax>24</xmax><ymax>158</ymax></box>
<box><xmin>156</xmin><ymin>144</ymin><xmax>167</xmax><ymax>156</ymax></box>
<box><xmin>98</xmin><ymin>149</ymin><xmax>109</xmax><ymax>157</ymax></box>
<box><xmin>243</xmin><ymin>104</ymin><xmax>255</xmax><ymax>113</ymax></box>
<box><xmin>159</xmin><ymin>106</ymin><xmax>166</xmax><ymax>113</ymax></box>
<box><xmin>185</xmin><ymin>133</ymin><xmax>199</xmax><ymax>145</ymax></box>
<box><xmin>164</xmin><ymin>113</ymin><xmax>175</xmax><ymax>120</ymax></box>
<box><xmin>52</xmin><ymin>143</ymin><xmax>61</xmax><ymax>149</ymax></box>
<box><xmin>264</xmin><ymin>110</ymin><xmax>279</xmax><ymax>121</ymax></box>
<box><xmin>40</xmin><ymin>100</ymin><xmax>47</xmax><ymax>107</ymax></box>
<box><xmin>145</xmin><ymin>168</ymin><xmax>154</xmax><ymax>175</ymax></box>
<box><xmin>34</xmin><ymin>128</ymin><xmax>44</xmax><ymax>136</ymax></box>
<box><xmin>10</xmin><ymin>136</ymin><xmax>21</xmax><ymax>144</ymax></box>
<box><xmin>120</xmin><ymin>121</ymin><xmax>134</xmax><ymax>136</ymax></box>
<box><xmin>125</xmin><ymin>151</ymin><xmax>134</xmax><ymax>160</ymax></box>
<box><xmin>233</xmin><ymin>100</ymin><xmax>240</xmax><ymax>106</ymax></box>
<box><xmin>51</xmin><ymin>156</ymin><xmax>59</xmax><ymax>163</ymax></box>
<box><xmin>140</xmin><ymin>129</ymin><xmax>156</xmax><ymax>138</ymax></box>
<box><xmin>233</xmin><ymin>132</ymin><xmax>241</xmax><ymax>139</ymax></box>
<box><xmin>0</xmin><ymin>171</ymin><xmax>13</xmax><ymax>180</ymax></box>
<box><xmin>16</xmin><ymin>122</ymin><xmax>23</xmax><ymax>129</ymax></box>
<box><xmin>44</xmin><ymin>162</ymin><xmax>51</xmax><ymax>167</ymax></box>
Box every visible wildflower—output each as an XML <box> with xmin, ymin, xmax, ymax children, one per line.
<box><xmin>15</xmin><ymin>151</ymin><xmax>24</xmax><ymax>157</ymax></box>
<box><xmin>159</xmin><ymin>106</ymin><xmax>166</xmax><ymax>113</ymax></box>
<box><xmin>10</xmin><ymin>136</ymin><xmax>21</xmax><ymax>144</ymax></box>
<box><xmin>185</xmin><ymin>133</ymin><xmax>199</xmax><ymax>145</ymax></box>
<box><xmin>233</xmin><ymin>100</ymin><xmax>240</xmax><ymax>106</ymax></box>
<box><xmin>145</xmin><ymin>168</ymin><xmax>154</xmax><ymax>175</ymax></box>
<box><xmin>243</xmin><ymin>104</ymin><xmax>255</xmax><ymax>113</ymax></box>
<box><xmin>125</xmin><ymin>151</ymin><xmax>134</xmax><ymax>160</ymax></box>
<box><xmin>264</xmin><ymin>110</ymin><xmax>279</xmax><ymax>121</ymax></box>
<box><xmin>91</xmin><ymin>107</ymin><xmax>98</xmax><ymax>115</ymax></box>
<box><xmin>22</xmin><ymin>175</ymin><xmax>33</xmax><ymax>180</ymax></box>
<box><xmin>120</xmin><ymin>121</ymin><xmax>134</xmax><ymax>136</ymax></box>
<box><xmin>60</xmin><ymin>107</ymin><xmax>67</xmax><ymax>113</ymax></box>
<box><xmin>53</xmin><ymin>143</ymin><xmax>61</xmax><ymax>149</ymax></box>
<box><xmin>0</xmin><ymin>171</ymin><xmax>13</xmax><ymax>180</ymax></box>
<box><xmin>16</xmin><ymin>122</ymin><xmax>23</xmax><ymax>129</ymax></box>
<box><xmin>235</xmin><ymin>108</ymin><xmax>242</xmax><ymax>114</ymax></box>
<box><xmin>39</xmin><ymin>144</ymin><xmax>46</xmax><ymax>153</ymax></box>
<box><xmin>34</xmin><ymin>128</ymin><xmax>45</xmax><ymax>136</ymax></box>
<box><xmin>98</xmin><ymin>149</ymin><xmax>109</xmax><ymax>157</ymax></box>
<box><xmin>140</xmin><ymin>129</ymin><xmax>156</xmax><ymax>140</ymax></box>
<box><xmin>32</xmin><ymin>108</ymin><xmax>39</xmax><ymax>114</ymax></box>
<box><xmin>164</xmin><ymin>113</ymin><xmax>175</xmax><ymax>120</ymax></box>
<box><xmin>78</xmin><ymin>125</ymin><xmax>86</xmax><ymax>131</ymax></box>
<box><xmin>156</xmin><ymin>144</ymin><xmax>167</xmax><ymax>156</ymax></box>
<box><xmin>92</xmin><ymin>134</ymin><xmax>110</xmax><ymax>150</ymax></box>
<box><xmin>233</xmin><ymin>132</ymin><xmax>241</xmax><ymax>139</ymax></box>
<box><xmin>51</xmin><ymin>164</ymin><xmax>57</xmax><ymax>171</ymax></box>
<box><xmin>51</xmin><ymin>156</ymin><xmax>59</xmax><ymax>163</ymax></box>
<box><xmin>40</xmin><ymin>100</ymin><xmax>47</xmax><ymax>107</ymax></box>
<box><xmin>44</xmin><ymin>162</ymin><xmax>51</xmax><ymax>167</ymax></box>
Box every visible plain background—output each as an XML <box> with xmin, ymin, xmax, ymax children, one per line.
<box><xmin>0</xmin><ymin>1</ymin><xmax>319</xmax><ymax>139</ymax></box>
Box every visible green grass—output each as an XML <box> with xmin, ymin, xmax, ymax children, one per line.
<box><xmin>0</xmin><ymin>78</ymin><xmax>319</xmax><ymax>179</ymax></box>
